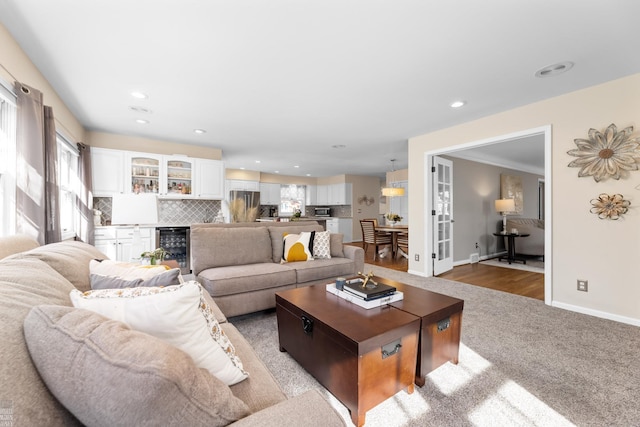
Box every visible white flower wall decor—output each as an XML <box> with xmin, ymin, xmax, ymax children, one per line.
<box><xmin>567</xmin><ymin>124</ymin><xmax>640</xmax><ymax>182</ymax></box>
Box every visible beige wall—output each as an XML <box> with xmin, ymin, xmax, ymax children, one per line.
<box><xmin>0</xmin><ymin>24</ymin><xmax>85</xmax><ymax>143</ymax></box>
<box><xmin>444</xmin><ymin>156</ymin><xmax>543</xmax><ymax>261</ymax></box>
<box><xmin>409</xmin><ymin>73</ymin><xmax>640</xmax><ymax>324</ymax></box>
<box><xmin>88</xmin><ymin>131</ymin><xmax>222</xmax><ymax>160</ymax></box>
<box><xmin>347</xmin><ymin>174</ymin><xmax>382</xmax><ymax>241</ymax></box>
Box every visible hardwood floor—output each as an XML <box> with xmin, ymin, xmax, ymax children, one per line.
<box><xmin>348</xmin><ymin>242</ymin><xmax>544</xmax><ymax>301</ymax></box>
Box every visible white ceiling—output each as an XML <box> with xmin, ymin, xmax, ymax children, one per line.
<box><xmin>2</xmin><ymin>1</ymin><xmax>640</xmax><ymax>178</ymax></box>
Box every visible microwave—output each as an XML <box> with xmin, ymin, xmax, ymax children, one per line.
<box><xmin>314</xmin><ymin>207</ymin><xmax>332</xmax><ymax>217</ymax></box>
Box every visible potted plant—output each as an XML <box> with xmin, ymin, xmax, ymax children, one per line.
<box><xmin>385</xmin><ymin>213</ymin><xmax>403</xmax><ymax>225</ymax></box>
<box><xmin>140</xmin><ymin>247</ymin><xmax>170</xmax><ymax>265</ymax></box>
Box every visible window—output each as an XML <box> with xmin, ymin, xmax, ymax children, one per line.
<box><xmin>57</xmin><ymin>134</ymin><xmax>79</xmax><ymax>240</ymax></box>
<box><xmin>280</xmin><ymin>184</ymin><xmax>306</xmax><ymax>216</ymax></box>
<box><xmin>0</xmin><ymin>81</ymin><xmax>17</xmax><ymax>238</ymax></box>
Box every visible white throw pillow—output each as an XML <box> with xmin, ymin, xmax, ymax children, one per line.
<box><xmin>312</xmin><ymin>230</ymin><xmax>331</xmax><ymax>259</ymax></box>
<box><xmin>69</xmin><ymin>281</ymin><xmax>248</xmax><ymax>385</ymax></box>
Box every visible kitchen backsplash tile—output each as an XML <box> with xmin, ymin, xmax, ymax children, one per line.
<box><xmin>95</xmin><ymin>197</ymin><xmax>221</xmax><ymax>225</ymax></box>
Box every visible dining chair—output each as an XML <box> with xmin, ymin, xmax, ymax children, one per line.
<box><xmin>396</xmin><ymin>231</ymin><xmax>409</xmax><ymax>259</ymax></box>
<box><xmin>360</xmin><ymin>219</ymin><xmax>392</xmax><ymax>259</ymax></box>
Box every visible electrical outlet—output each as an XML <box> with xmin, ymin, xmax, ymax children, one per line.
<box><xmin>577</xmin><ymin>279</ymin><xmax>588</xmax><ymax>292</ymax></box>
<box><xmin>414</xmin><ymin>254</ymin><xmax>419</xmax><ymax>261</ymax></box>
<box><xmin>475</xmin><ymin>242</ymin><xmax>479</xmax><ymax>249</ymax></box>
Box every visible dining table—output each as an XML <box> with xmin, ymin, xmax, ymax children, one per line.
<box><xmin>375</xmin><ymin>224</ymin><xmax>408</xmax><ymax>257</ymax></box>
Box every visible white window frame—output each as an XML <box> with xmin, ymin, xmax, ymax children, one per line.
<box><xmin>0</xmin><ymin>80</ymin><xmax>17</xmax><ymax>238</ymax></box>
<box><xmin>57</xmin><ymin>133</ymin><xmax>79</xmax><ymax>241</ymax></box>
<box><xmin>280</xmin><ymin>184</ymin><xmax>306</xmax><ymax>216</ymax></box>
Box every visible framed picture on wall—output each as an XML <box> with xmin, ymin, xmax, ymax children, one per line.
<box><xmin>500</xmin><ymin>174</ymin><xmax>523</xmax><ymax>214</ymax></box>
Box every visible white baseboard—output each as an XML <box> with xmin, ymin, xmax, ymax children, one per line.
<box><xmin>552</xmin><ymin>301</ymin><xmax>640</xmax><ymax>327</ymax></box>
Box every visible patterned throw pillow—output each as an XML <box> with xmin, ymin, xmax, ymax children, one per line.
<box><xmin>313</xmin><ymin>230</ymin><xmax>332</xmax><ymax>259</ymax></box>
<box><xmin>69</xmin><ymin>281</ymin><xmax>248</xmax><ymax>385</ymax></box>
<box><xmin>281</xmin><ymin>231</ymin><xmax>315</xmax><ymax>262</ymax></box>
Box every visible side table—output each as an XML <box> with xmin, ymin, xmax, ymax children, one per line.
<box><xmin>493</xmin><ymin>232</ymin><xmax>530</xmax><ymax>264</ymax></box>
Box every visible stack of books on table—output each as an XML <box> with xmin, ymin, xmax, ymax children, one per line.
<box><xmin>326</xmin><ymin>278</ymin><xmax>403</xmax><ymax>309</ymax></box>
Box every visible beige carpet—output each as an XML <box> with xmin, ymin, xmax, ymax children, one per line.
<box><xmin>481</xmin><ymin>257</ymin><xmax>544</xmax><ymax>273</ymax></box>
<box><xmin>231</xmin><ymin>266</ymin><xmax>640</xmax><ymax>426</ymax></box>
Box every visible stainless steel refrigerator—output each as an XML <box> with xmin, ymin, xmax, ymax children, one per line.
<box><xmin>229</xmin><ymin>190</ymin><xmax>260</xmax><ymax>222</ymax></box>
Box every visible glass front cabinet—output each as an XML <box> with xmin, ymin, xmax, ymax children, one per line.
<box><xmin>126</xmin><ymin>153</ymin><xmax>194</xmax><ymax>198</ymax></box>
<box><xmin>164</xmin><ymin>156</ymin><xmax>193</xmax><ymax>197</ymax></box>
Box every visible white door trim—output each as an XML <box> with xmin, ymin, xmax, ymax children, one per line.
<box><xmin>423</xmin><ymin>125</ymin><xmax>552</xmax><ymax>305</ymax></box>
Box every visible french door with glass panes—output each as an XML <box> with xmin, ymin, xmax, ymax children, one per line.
<box><xmin>432</xmin><ymin>156</ymin><xmax>453</xmax><ymax>275</ymax></box>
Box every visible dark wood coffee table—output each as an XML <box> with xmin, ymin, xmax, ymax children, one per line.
<box><xmin>380</xmin><ymin>277</ymin><xmax>464</xmax><ymax>386</ymax></box>
<box><xmin>276</xmin><ymin>284</ymin><xmax>420</xmax><ymax>427</ymax></box>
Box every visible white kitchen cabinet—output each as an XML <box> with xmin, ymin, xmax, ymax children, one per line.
<box><xmin>92</xmin><ymin>148</ymin><xmax>125</xmax><ymax>196</ymax></box>
<box><xmin>163</xmin><ymin>156</ymin><xmax>194</xmax><ymax>198</ymax></box>
<box><xmin>316</xmin><ymin>185</ymin><xmax>329</xmax><ymax>205</ymax></box>
<box><xmin>126</xmin><ymin>152</ymin><xmax>163</xmax><ymax>195</ymax></box>
<box><xmin>329</xmin><ymin>183</ymin><xmax>352</xmax><ymax>205</ymax></box>
<box><xmin>260</xmin><ymin>183</ymin><xmax>281</xmax><ymax>205</ymax></box>
<box><xmin>94</xmin><ymin>226</ymin><xmax>153</xmax><ymax>262</ymax></box>
<box><xmin>326</xmin><ymin>218</ymin><xmax>352</xmax><ymax>242</ymax></box>
<box><xmin>195</xmin><ymin>159</ymin><xmax>224</xmax><ymax>199</ymax></box>
<box><xmin>305</xmin><ymin>185</ymin><xmax>317</xmax><ymax>205</ymax></box>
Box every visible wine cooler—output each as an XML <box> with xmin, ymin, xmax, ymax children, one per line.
<box><xmin>155</xmin><ymin>227</ymin><xmax>190</xmax><ymax>274</ymax></box>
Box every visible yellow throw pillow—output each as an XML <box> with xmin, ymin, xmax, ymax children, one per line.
<box><xmin>282</xmin><ymin>231</ymin><xmax>314</xmax><ymax>263</ymax></box>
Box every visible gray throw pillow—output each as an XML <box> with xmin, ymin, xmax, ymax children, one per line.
<box><xmin>90</xmin><ymin>274</ymin><xmax>143</xmax><ymax>289</ymax></box>
<box><xmin>23</xmin><ymin>305</ymin><xmax>250</xmax><ymax>427</ymax></box>
<box><xmin>90</xmin><ymin>268</ymin><xmax>181</xmax><ymax>290</ymax></box>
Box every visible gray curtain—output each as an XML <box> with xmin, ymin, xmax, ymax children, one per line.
<box><xmin>76</xmin><ymin>143</ymin><xmax>94</xmax><ymax>244</ymax></box>
<box><xmin>44</xmin><ymin>105</ymin><xmax>61</xmax><ymax>243</ymax></box>
<box><xmin>15</xmin><ymin>82</ymin><xmax>45</xmax><ymax>244</ymax></box>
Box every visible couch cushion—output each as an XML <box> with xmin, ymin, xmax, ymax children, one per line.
<box><xmin>191</xmin><ymin>227</ymin><xmax>273</xmax><ymax>275</ymax></box>
<box><xmin>268</xmin><ymin>224</ymin><xmax>323</xmax><ymax>263</ymax></box>
<box><xmin>330</xmin><ymin>233</ymin><xmax>345</xmax><ymax>258</ymax></box>
<box><xmin>24</xmin><ymin>305</ymin><xmax>250</xmax><ymax>427</ymax></box>
<box><xmin>198</xmin><ymin>263</ymin><xmax>296</xmax><ymax>297</ymax></box>
<box><xmin>70</xmin><ymin>281</ymin><xmax>248</xmax><ymax>385</ymax></box>
<box><xmin>288</xmin><ymin>257</ymin><xmax>357</xmax><ymax>284</ymax></box>
<box><xmin>0</xmin><ymin>257</ymin><xmax>81</xmax><ymax>426</ymax></box>
<box><xmin>224</xmin><ymin>323</ymin><xmax>287</xmax><ymax>413</ymax></box>
<box><xmin>15</xmin><ymin>240</ymin><xmax>107</xmax><ymax>292</ymax></box>
<box><xmin>0</xmin><ymin>234</ymin><xmax>39</xmax><ymax>260</ymax></box>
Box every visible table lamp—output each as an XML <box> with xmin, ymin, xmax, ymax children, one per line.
<box><xmin>495</xmin><ymin>198</ymin><xmax>515</xmax><ymax>234</ymax></box>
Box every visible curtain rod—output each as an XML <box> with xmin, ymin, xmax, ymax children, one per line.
<box><xmin>1</xmin><ymin>61</ymin><xmax>83</xmax><ymax>143</ymax></box>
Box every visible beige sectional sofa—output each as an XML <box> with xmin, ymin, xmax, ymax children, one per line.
<box><xmin>191</xmin><ymin>221</ymin><xmax>365</xmax><ymax>317</ymax></box>
<box><xmin>0</xmin><ymin>236</ymin><xmax>345</xmax><ymax>426</ymax></box>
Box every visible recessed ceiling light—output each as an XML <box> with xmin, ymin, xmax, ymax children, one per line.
<box><xmin>130</xmin><ymin>91</ymin><xmax>148</xmax><ymax>99</ymax></box>
<box><xmin>135</xmin><ymin>119</ymin><xmax>149</xmax><ymax>124</ymax></box>
<box><xmin>255</xmin><ymin>160</ymin><xmax>261</xmax><ymax>164</ymax></box>
<box><xmin>306</xmin><ymin>174</ymin><xmax>311</xmax><ymax>177</ymax></box>
<box><xmin>450</xmin><ymin>100</ymin><xmax>466</xmax><ymax>108</ymax></box>
<box><xmin>274</xmin><ymin>171</ymin><xmax>280</xmax><ymax>174</ymax></box>
<box><xmin>129</xmin><ymin>106</ymin><xmax>151</xmax><ymax>113</ymax></box>
<box><xmin>193</xmin><ymin>129</ymin><xmax>206</xmax><ymax>134</ymax></box>
<box><xmin>535</xmin><ymin>61</ymin><xmax>574</xmax><ymax>78</ymax></box>
<box><xmin>294</xmin><ymin>165</ymin><xmax>300</xmax><ymax>168</ymax></box>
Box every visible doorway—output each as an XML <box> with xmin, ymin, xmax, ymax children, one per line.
<box><xmin>424</xmin><ymin>125</ymin><xmax>552</xmax><ymax>305</ymax></box>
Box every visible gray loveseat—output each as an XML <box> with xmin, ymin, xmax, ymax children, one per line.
<box><xmin>191</xmin><ymin>221</ymin><xmax>365</xmax><ymax>317</ymax></box>
<box><xmin>0</xmin><ymin>236</ymin><xmax>345</xmax><ymax>426</ymax></box>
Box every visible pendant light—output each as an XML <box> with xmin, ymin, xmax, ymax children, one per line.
<box><xmin>381</xmin><ymin>159</ymin><xmax>405</xmax><ymax>197</ymax></box>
